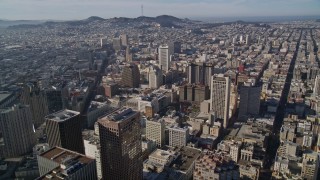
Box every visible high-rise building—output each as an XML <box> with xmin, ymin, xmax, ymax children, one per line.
<box><xmin>121</xmin><ymin>63</ymin><xmax>140</xmax><ymax>88</ymax></box>
<box><xmin>37</xmin><ymin>146</ymin><xmax>97</xmax><ymax>180</ymax></box>
<box><xmin>120</xmin><ymin>34</ymin><xmax>128</xmax><ymax>47</ymax></box>
<box><xmin>169</xmin><ymin>41</ymin><xmax>181</xmax><ymax>54</ymax></box>
<box><xmin>0</xmin><ymin>104</ymin><xmax>35</xmax><ymax>158</ymax></box>
<box><xmin>210</xmin><ymin>75</ymin><xmax>231</xmax><ymax>128</ymax></box>
<box><xmin>179</xmin><ymin>84</ymin><xmax>210</xmax><ymax>103</ymax></box>
<box><xmin>314</xmin><ymin>75</ymin><xmax>320</xmax><ymax>97</ymax></box>
<box><xmin>45</xmin><ymin>89</ymin><xmax>64</xmax><ymax>114</ymax></box>
<box><xmin>168</xmin><ymin>125</ymin><xmax>189</xmax><ymax>147</ymax></box>
<box><xmin>20</xmin><ymin>83</ymin><xmax>49</xmax><ymax>128</ymax></box>
<box><xmin>246</xmin><ymin>35</ymin><xmax>251</xmax><ymax>45</ymax></box>
<box><xmin>112</xmin><ymin>37</ymin><xmax>121</xmax><ymax>51</ymax></box>
<box><xmin>100</xmin><ymin>37</ymin><xmax>108</xmax><ymax>47</ymax></box>
<box><xmin>188</xmin><ymin>62</ymin><xmax>214</xmax><ymax>86</ymax></box>
<box><xmin>98</xmin><ymin>108</ymin><xmax>142</xmax><ymax>179</ymax></box>
<box><xmin>126</xmin><ymin>46</ymin><xmax>132</xmax><ymax>62</ymax></box>
<box><xmin>46</xmin><ymin>109</ymin><xmax>84</xmax><ymax>154</ymax></box>
<box><xmin>159</xmin><ymin>45</ymin><xmax>170</xmax><ymax>72</ymax></box>
<box><xmin>146</xmin><ymin>119</ymin><xmax>165</xmax><ymax>147</ymax></box>
<box><xmin>148</xmin><ymin>65</ymin><xmax>163</xmax><ymax>89</ymax></box>
<box><xmin>238</xmin><ymin>85</ymin><xmax>261</xmax><ymax>120</ymax></box>
<box><xmin>0</xmin><ymin>91</ymin><xmax>16</xmax><ymax>108</ymax></box>
<box><xmin>301</xmin><ymin>151</ymin><xmax>319</xmax><ymax>180</ymax></box>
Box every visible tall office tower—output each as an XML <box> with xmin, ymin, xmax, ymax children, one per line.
<box><xmin>46</xmin><ymin>109</ymin><xmax>84</xmax><ymax>154</ymax></box>
<box><xmin>239</xmin><ymin>35</ymin><xmax>243</xmax><ymax>43</ymax></box>
<box><xmin>232</xmin><ymin>37</ymin><xmax>237</xmax><ymax>44</ymax></box>
<box><xmin>37</xmin><ymin>146</ymin><xmax>97</xmax><ymax>180</ymax></box>
<box><xmin>20</xmin><ymin>83</ymin><xmax>49</xmax><ymax>128</ymax></box>
<box><xmin>0</xmin><ymin>104</ymin><xmax>35</xmax><ymax>158</ymax></box>
<box><xmin>168</xmin><ymin>125</ymin><xmax>189</xmax><ymax>147</ymax></box>
<box><xmin>148</xmin><ymin>65</ymin><xmax>163</xmax><ymax>89</ymax></box>
<box><xmin>120</xmin><ymin>34</ymin><xmax>128</xmax><ymax>47</ymax></box>
<box><xmin>46</xmin><ymin>89</ymin><xmax>64</xmax><ymax>114</ymax></box>
<box><xmin>100</xmin><ymin>37</ymin><xmax>108</xmax><ymax>47</ymax></box>
<box><xmin>169</xmin><ymin>41</ymin><xmax>181</xmax><ymax>54</ymax></box>
<box><xmin>238</xmin><ymin>85</ymin><xmax>261</xmax><ymax>120</ymax></box>
<box><xmin>188</xmin><ymin>63</ymin><xmax>214</xmax><ymax>86</ymax></box>
<box><xmin>204</xmin><ymin>64</ymin><xmax>214</xmax><ymax>87</ymax></box>
<box><xmin>0</xmin><ymin>91</ymin><xmax>16</xmax><ymax>108</ymax></box>
<box><xmin>112</xmin><ymin>37</ymin><xmax>121</xmax><ymax>51</ymax></box>
<box><xmin>246</xmin><ymin>35</ymin><xmax>251</xmax><ymax>45</ymax></box>
<box><xmin>308</xmin><ymin>67</ymin><xmax>319</xmax><ymax>81</ymax></box>
<box><xmin>146</xmin><ymin>119</ymin><xmax>165</xmax><ymax>147</ymax></box>
<box><xmin>126</xmin><ymin>46</ymin><xmax>132</xmax><ymax>62</ymax></box>
<box><xmin>121</xmin><ymin>63</ymin><xmax>141</xmax><ymax>88</ymax></box>
<box><xmin>314</xmin><ymin>75</ymin><xmax>320</xmax><ymax>97</ymax></box>
<box><xmin>98</xmin><ymin>108</ymin><xmax>142</xmax><ymax>180</ymax></box>
<box><xmin>188</xmin><ymin>63</ymin><xmax>197</xmax><ymax>84</ymax></box>
<box><xmin>159</xmin><ymin>45</ymin><xmax>170</xmax><ymax>72</ymax></box>
<box><xmin>210</xmin><ymin>75</ymin><xmax>231</xmax><ymax>129</ymax></box>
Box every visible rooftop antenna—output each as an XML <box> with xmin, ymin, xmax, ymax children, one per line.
<box><xmin>141</xmin><ymin>4</ymin><xmax>144</xmax><ymax>17</ymax></box>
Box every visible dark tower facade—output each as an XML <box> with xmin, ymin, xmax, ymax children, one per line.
<box><xmin>46</xmin><ymin>109</ymin><xmax>84</xmax><ymax>154</ymax></box>
<box><xmin>98</xmin><ymin>108</ymin><xmax>142</xmax><ymax>180</ymax></box>
<box><xmin>121</xmin><ymin>63</ymin><xmax>140</xmax><ymax>88</ymax></box>
<box><xmin>19</xmin><ymin>82</ymin><xmax>49</xmax><ymax>128</ymax></box>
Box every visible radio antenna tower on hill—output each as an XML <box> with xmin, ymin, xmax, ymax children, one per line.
<box><xmin>141</xmin><ymin>5</ymin><xmax>144</xmax><ymax>16</ymax></box>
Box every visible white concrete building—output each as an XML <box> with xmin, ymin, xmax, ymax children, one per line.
<box><xmin>149</xmin><ymin>65</ymin><xmax>163</xmax><ymax>89</ymax></box>
<box><xmin>146</xmin><ymin>119</ymin><xmax>165</xmax><ymax>147</ymax></box>
<box><xmin>210</xmin><ymin>75</ymin><xmax>231</xmax><ymax>128</ymax></box>
<box><xmin>168</xmin><ymin>125</ymin><xmax>189</xmax><ymax>147</ymax></box>
<box><xmin>159</xmin><ymin>45</ymin><xmax>170</xmax><ymax>72</ymax></box>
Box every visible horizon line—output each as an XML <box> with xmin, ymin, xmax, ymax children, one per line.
<box><xmin>1</xmin><ymin>14</ymin><xmax>320</xmax><ymax>21</ymax></box>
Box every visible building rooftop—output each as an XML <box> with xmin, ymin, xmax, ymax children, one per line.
<box><xmin>0</xmin><ymin>92</ymin><xmax>12</xmax><ymax>103</ymax></box>
<box><xmin>149</xmin><ymin>149</ymin><xmax>178</xmax><ymax>164</ymax></box>
<box><xmin>45</xmin><ymin>109</ymin><xmax>80</xmax><ymax>122</ymax></box>
<box><xmin>169</xmin><ymin>147</ymin><xmax>201</xmax><ymax>172</ymax></box>
<box><xmin>38</xmin><ymin>147</ymin><xmax>94</xmax><ymax>180</ymax></box>
<box><xmin>99</xmin><ymin>107</ymin><xmax>137</xmax><ymax>123</ymax></box>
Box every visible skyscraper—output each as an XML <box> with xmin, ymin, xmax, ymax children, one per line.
<box><xmin>238</xmin><ymin>85</ymin><xmax>261</xmax><ymax>120</ymax></box>
<box><xmin>121</xmin><ymin>63</ymin><xmax>140</xmax><ymax>88</ymax></box>
<box><xmin>20</xmin><ymin>82</ymin><xmax>49</xmax><ymax>128</ymax></box>
<box><xmin>146</xmin><ymin>118</ymin><xmax>165</xmax><ymax>147</ymax></box>
<box><xmin>112</xmin><ymin>37</ymin><xmax>121</xmax><ymax>51</ymax></box>
<box><xmin>314</xmin><ymin>75</ymin><xmax>320</xmax><ymax>97</ymax></box>
<box><xmin>100</xmin><ymin>37</ymin><xmax>108</xmax><ymax>47</ymax></box>
<box><xmin>169</xmin><ymin>41</ymin><xmax>181</xmax><ymax>54</ymax></box>
<box><xmin>0</xmin><ymin>104</ymin><xmax>35</xmax><ymax>158</ymax></box>
<box><xmin>210</xmin><ymin>75</ymin><xmax>231</xmax><ymax>128</ymax></box>
<box><xmin>188</xmin><ymin>62</ymin><xmax>214</xmax><ymax>86</ymax></box>
<box><xmin>148</xmin><ymin>65</ymin><xmax>163</xmax><ymax>89</ymax></box>
<box><xmin>120</xmin><ymin>34</ymin><xmax>128</xmax><ymax>47</ymax></box>
<box><xmin>246</xmin><ymin>35</ymin><xmax>251</xmax><ymax>45</ymax></box>
<box><xmin>98</xmin><ymin>108</ymin><xmax>142</xmax><ymax>180</ymax></box>
<box><xmin>46</xmin><ymin>109</ymin><xmax>84</xmax><ymax>154</ymax></box>
<box><xmin>159</xmin><ymin>45</ymin><xmax>170</xmax><ymax>72</ymax></box>
<box><xmin>45</xmin><ymin>89</ymin><xmax>64</xmax><ymax>114</ymax></box>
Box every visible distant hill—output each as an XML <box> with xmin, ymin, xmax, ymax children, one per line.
<box><xmin>86</xmin><ymin>16</ymin><xmax>105</xmax><ymax>21</ymax></box>
<box><xmin>316</xmin><ymin>19</ymin><xmax>320</xmax><ymax>22</ymax></box>
<box><xmin>4</xmin><ymin>15</ymin><xmax>270</xmax><ymax>29</ymax></box>
<box><xmin>5</xmin><ymin>15</ymin><xmax>187</xmax><ymax>29</ymax></box>
<box><xmin>0</xmin><ymin>19</ymin><xmax>45</xmax><ymax>27</ymax></box>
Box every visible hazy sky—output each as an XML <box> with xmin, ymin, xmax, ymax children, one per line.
<box><xmin>1</xmin><ymin>0</ymin><xmax>320</xmax><ymax>20</ymax></box>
